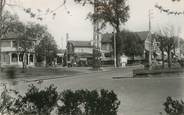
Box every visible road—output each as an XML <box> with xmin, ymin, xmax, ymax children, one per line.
<box><xmin>1</xmin><ymin>67</ymin><xmax>184</xmax><ymax>115</ymax></box>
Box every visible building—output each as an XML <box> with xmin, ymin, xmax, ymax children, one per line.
<box><xmin>0</xmin><ymin>32</ymin><xmax>36</xmax><ymax>68</ymax></box>
<box><xmin>100</xmin><ymin>31</ymin><xmax>150</xmax><ymax>65</ymax></box>
<box><xmin>66</xmin><ymin>40</ymin><xmax>93</xmax><ymax>66</ymax></box>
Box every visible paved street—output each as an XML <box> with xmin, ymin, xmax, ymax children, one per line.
<box><xmin>1</xmin><ymin>67</ymin><xmax>184</xmax><ymax>115</ymax></box>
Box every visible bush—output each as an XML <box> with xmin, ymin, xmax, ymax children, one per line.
<box><xmin>21</xmin><ymin>84</ymin><xmax>58</xmax><ymax>115</ymax></box>
<box><xmin>58</xmin><ymin>89</ymin><xmax>120</xmax><ymax>115</ymax></box>
<box><xmin>0</xmin><ymin>84</ymin><xmax>120</xmax><ymax>115</ymax></box>
<box><xmin>163</xmin><ymin>96</ymin><xmax>184</xmax><ymax>115</ymax></box>
<box><xmin>1</xmin><ymin>84</ymin><xmax>58</xmax><ymax>115</ymax></box>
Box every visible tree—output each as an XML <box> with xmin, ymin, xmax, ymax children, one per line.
<box><xmin>25</xmin><ymin>22</ymin><xmax>48</xmax><ymax>41</ymax></box>
<box><xmin>119</xmin><ymin>31</ymin><xmax>144</xmax><ymax>62</ymax></box>
<box><xmin>155</xmin><ymin>34</ymin><xmax>167</xmax><ymax>68</ymax></box>
<box><xmin>35</xmin><ymin>33</ymin><xmax>58</xmax><ymax>67</ymax></box>
<box><xmin>15</xmin><ymin>22</ymin><xmax>47</xmax><ymax>70</ymax></box>
<box><xmin>156</xmin><ymin>26</ymin><xmax>178</xmax><ymax>68</ymax></box>
<box><xmin>74</xmin><ymin>0</ymin><xmax>129</xmax><ymax>67</ymax></box>
<box><xmin>0</xmin><ymin>11</ymin><xmax>20</xmax><ymax>38</ymax></box>
<box><xmin>17</xmin><ymin>25</ymin><xmax>35</xmax><ymax>70</ymax></box>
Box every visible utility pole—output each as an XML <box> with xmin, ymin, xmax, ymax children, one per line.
<box><xmin>113</xmin><ymin>28</ymin><xmax>117</xmax><ymax>68</ymax></box>
<box><xmin>66</xmin><ymin>33</ymin><xmax>69</xmax><ymax>67</ymax></box>
<box><xmin>148</xmin><ymin>9</ymin><xmax>153</xmax><ymax>69</ymax></box>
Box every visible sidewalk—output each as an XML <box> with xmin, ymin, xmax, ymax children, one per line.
<box><xmin>0</xmin><ymin>65</ymin><xmax>144</xmax><ymax>83</ymax></box>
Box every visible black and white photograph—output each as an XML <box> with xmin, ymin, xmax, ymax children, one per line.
<box><xmin>0</xmin><ymin>0</ymin><xmax>184</xmax><ymax>115</ymax></box>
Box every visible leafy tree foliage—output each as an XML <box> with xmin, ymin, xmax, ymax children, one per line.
<box><xmin>163</xmin><ymin>97</ymin><xmax>184</xmax><ymax>115</ymax></box>
<box><xmin>58</xmin><ymin>89</ymin><xmax>120</xmax><ymax>115</ymax></box>
<box><xmin>74</xmin><ymin>0</ymin><xmax>129</xmax><ymax>66</ymax></box>
<box><xmin>154</xmin><ymin>34</ymin><xmax>168</xmax><ymax>68</ymax></box>
<box><xmin>0</xmin><ymin>84</ymin><xmax>120</xmax><ymax>115</ymax></box>
<box><xmin>155</xmin><ymin>27</ymin><xmax>178</xmax><ymax>68</ymax></box>
<box><xmin>35</xmin><ymin>33</ymin><xmax>58</xmax><ymax>66</ymax></box>
<box><xmin>15</xmin><ymin>23</ymin><xmax>47</xmax><ymax>69</ymax></box>
<box><xmin>0</xmin><ymin>11</ymin><xmax>21</xmax><ymax>38</ymax></box>
<box><xmin>119</xmin><ymin>31</ymin><xmax>144</xmax><ymax>61</ymax></box>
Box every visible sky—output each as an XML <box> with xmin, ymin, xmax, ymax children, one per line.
<box><xmin>4</xmin><ymin>0</ymin><xmax>184</xmax><ymax>49</ymax></box>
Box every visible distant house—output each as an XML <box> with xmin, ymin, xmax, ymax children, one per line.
<box><xmin>100</xmin><ymin>31</ymin><xmax>150</xmax><ymax>64</ymax></box>
<box><xmin>66</xmin><ymin>40</ymin><xmax>93</xmax><ymax>66</ymax></box>
<box><xmin>0</xmin><ymin>32</ymin><xmax>36</xmax><ymax>67</ymax></box>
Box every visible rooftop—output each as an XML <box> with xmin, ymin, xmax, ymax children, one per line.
<box><xmin>1</xmin><ymin>32</ymin><xmax>20</xmax><ymax>40</ymax></box>
<box><xmin>135</xmin><ymin>31</ymin><xmax>149</xmax><ymax>41</ymax></box>
<box><xmin>68</xmin><ymin>40</ymin><xmax>92</xmax><ymax>47</ymax></box>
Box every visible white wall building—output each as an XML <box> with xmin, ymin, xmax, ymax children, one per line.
<box><xmin>0</xmin><ymin>32</ymin><xmax>36</xmax><ymax>68</ymax></box>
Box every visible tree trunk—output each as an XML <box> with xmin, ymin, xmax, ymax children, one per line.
<box><xmin>115</xmin><ymin>25</ymin><xmax>120</xmax><ymax>67</ymax></box>
<box><xmin>132</xmin><ymin>55</ymin><xmax>135</xmax><ymax>63</ymax></box>
<box><xmin>161</xmin><ymin>50</ymin><xmax>165</xmax><ymax>68</ymax></box>
<box><xmin>21</xmin><ymin>53</ymin><xmax>26</xmax><ymax>72</ymax></box>
<box><xmin>167</xmin><ymin>49</ymin><xmax>171</xmax><ymax>68</ymax></box>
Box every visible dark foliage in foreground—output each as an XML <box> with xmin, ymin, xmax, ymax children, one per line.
<box><xmin>163</xmin><ymin>96</ymin><xmax>184</xmax><ymax>115</ymax></box>
<box><xmin>0</xmin><ymin>84</ymin><xmax>58</xmax><ymax>115</ymax></box>
<box><xmin>58</xmin><ymin>89</ymin><xmax>120</xmax><ymax>115</ymax></box>
<box><xmin>0</xmin><ymin>84</ymin><xmax>120</xmax><ymax>115</ymax></box>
